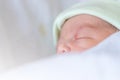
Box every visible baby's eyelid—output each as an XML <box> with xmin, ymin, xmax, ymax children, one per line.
<box><xmin>74</xmin><ymin>33</ymin><xmax>91</xmax><ymax>40</ymax></box>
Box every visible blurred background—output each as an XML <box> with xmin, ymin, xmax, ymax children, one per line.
<box><xmin>0</xmin><ymin>0</ymin><xmax>88</xmax><ymax>73</ymax></box>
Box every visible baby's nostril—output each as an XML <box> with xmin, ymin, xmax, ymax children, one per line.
<box><xmin>57</xmin><ymin>43</ymin><xmax>71</xmax><ymax>54</ymax></box>
<box><xmin>62</xmin><ymin>47</ymin><xmax>71</xmax><ymax>53</ymax></box>
<box><xmin>62</xmin><ymin>49</ymin><xmax>67</xmax><ymax>53</ymax></box>
<box><xmin>62</xmin><ymin>50</ymin><xmax>65</xmax><ymax>53</ymax></box>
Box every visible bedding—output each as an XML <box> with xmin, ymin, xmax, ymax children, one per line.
<box><xmin>0</xmin><ymin>32</ymin><xmax>120</xmax><ymax>80</ymax></box>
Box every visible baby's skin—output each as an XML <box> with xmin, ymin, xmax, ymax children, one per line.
<box><xmin>57</xmin><ymin>14</ymin><xmax>118</xmax><ymax>54</ymax></box>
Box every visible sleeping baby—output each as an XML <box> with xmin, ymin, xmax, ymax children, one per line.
<box><xmin>53</xmin><ymin>0</ymin><xmax>120</xmax><ymax>54</ymax></box>
<box><xmin>1</xmin><ymin>1</ymin><xmax>120</xmax><ymax>80</ymax></box>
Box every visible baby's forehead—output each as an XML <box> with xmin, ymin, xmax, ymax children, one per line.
<box><xmin>61</xmin><ymin>14</ymin><xmax>117</xmax><ymax>31</ymax></box>
<box><xmin>60</xmin><ymin>14</ymin><xmax>103</xmax><ymax>33</ymax></box>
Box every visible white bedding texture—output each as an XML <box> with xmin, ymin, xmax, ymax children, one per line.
<box><xmin>0</xmin><ymin>31</ymin><xmax>120</xmax><ymax>80</ymax></box>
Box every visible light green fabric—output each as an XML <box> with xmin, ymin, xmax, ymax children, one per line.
<box><xmin>53</xmin><ymin>0</ymin><xmax>120</xmax><ymax>45</ymax></box>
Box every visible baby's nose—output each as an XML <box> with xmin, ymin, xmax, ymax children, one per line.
<box><xmin>57</xmin><ymin>44</ymin><xmax>71</xmax><ymax>54</ymax></box>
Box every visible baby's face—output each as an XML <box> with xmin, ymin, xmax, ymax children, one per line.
<box><xmin>57</xmin><ymin>14</ymin><xmax>118</xmax><ymax>54</ymax></box>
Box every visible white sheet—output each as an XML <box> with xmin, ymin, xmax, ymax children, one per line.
<box><xmin>0</xmin><ymin>31</ymin><xmax>120</xmax><ymax>80</ymax></box>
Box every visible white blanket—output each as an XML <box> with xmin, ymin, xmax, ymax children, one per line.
<box><xmin>0</xmin><ymin>32</ymin><xmax>120</xmax><ymax>80</ymax></box>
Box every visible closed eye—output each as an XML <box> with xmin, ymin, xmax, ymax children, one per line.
<box><xmin>74</xmin><ymin>37</ymin><xmax>92</xmax><ymax>40</ymax></box>
<box><xmin>74</xmin><ymin>33</ymin><xmax>92</xmax><ymax>40</ymax></box>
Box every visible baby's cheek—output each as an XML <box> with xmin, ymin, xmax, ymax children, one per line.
<box><xmin>74</xmin><ymin>39</ymin><xmax>98</xmax><ymax>49</ymax></box>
